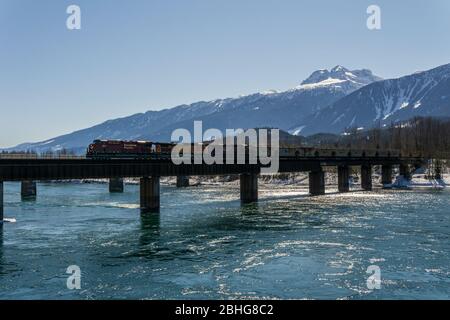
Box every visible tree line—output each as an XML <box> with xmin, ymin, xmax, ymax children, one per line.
<box><xmin>1</xmin><ymin>149</ymin><xmax>76</xmax><ymax>157</ymax></box>
<box><xmin>312</xmin><ymin>117</ymin><xmax>450</xmax><ymax>159</ymax></box>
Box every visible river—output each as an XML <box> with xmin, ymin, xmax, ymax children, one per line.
<box><xmin>0</xmin><ymin>182</ymin><xmax>449</xmax><ymax>299</ymax></box>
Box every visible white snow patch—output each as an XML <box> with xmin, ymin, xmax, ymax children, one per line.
<box><xmin>296</xmin><ymin>77</ymin><xmax>346</xmax><ymax>90</ymax></box>
<box><xmin>390</xmin><ymin>174</ymin><xmax>447</xmax><ymax>190</ymax></box>
<box><xmin>260</xmin><ymin>90</ymin><xmax>278</xmax><ymax>95</ymax></box>
<box><xmin>290</xmin><ymin>126</ymin><xmax>306</xmax><ymax>135</ymax></box>
<box><xmin>332</xmin><ymin>114</ymin><xmax>345</xmax><ymax>125</ymax></box>
<box><xmin>332</xmin><ymin>66</ymin><xmax>345</xmax><ymax>72</ymax></box>
<box><xmin>348</xmin><ymin>115</ymin><xmax>357</xmax><ymax>127</ymax></box>
<box><xmin>413</xmin><ymin>101</ymin><xmax>422</xmax><ymax>109</ymax></box>
<box><xmin>345</xmin><ymin>72</ymin><xmax>356</xmax><ymax>78</ymax></box>
<box><xmin>40</xmin><ymin>140</ymin><xmax>55</xmax><ymax>145</ymax></box>
<box><xmin>400</xmin><ymin>102</ymin><xmax>409</xmax><ymax>109</ymax></box>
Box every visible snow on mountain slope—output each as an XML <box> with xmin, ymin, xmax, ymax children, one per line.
<box><xmin>294</xmin><ymin>63</ymin><xmax>450</xmax><ymax>136</ymax></box>
<box><xmin>298</xmin><ymin>65</ymin><xmax>381</xmax><ymax>89</ymax></box>
<box><xmin>4</xmin><ymin>66</ymin><xmax>381</xmax><ymax>153</ymax></box>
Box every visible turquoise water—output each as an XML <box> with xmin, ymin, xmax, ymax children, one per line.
<box><xmin>0</xmin><ymin>182</ymin><xmax>449</xmax><ymax>299</ymax></box>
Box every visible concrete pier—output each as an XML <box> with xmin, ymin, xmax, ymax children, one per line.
<box><xmin>309</xmin><ymin>170</ymin><xmax>325</xmax><ymax>196</ymax></box>
<box><xmin>337</xmin><ymin>166</ymin><xmax>350</xmax><ymax>193</ymax></box>
<box><xmin>0</xmin><ymin>181</ymin><xmax>3</xmax><ymax>224</ymax></box>
<box><xmin>21</xmin><ymin>181</ymin><xmax>36</xmax><ymax>199</ymax></box>
<box><xmin>361</xmin><ymin>165</ymin><xmax>373</xmax><ymax>191</ymax></box>
<box><xmin>140</xmin><ymin>176</ymin><xmax>160</xmax><ymax>213</ymax></box>
<box><xmin>382</xmin><ymin>165</ymin><xmax>393</xmax><ymax>186</ymax></box>
<box><xmin>240</xmin><ymin>173</ymin><xmax>258</xmax><ymax>203</ymax></box>
<box><xmin>109</xmin><ymin>178</ymin><xmax>124</xmax><ymax>193</ymax></box>
<box><xmin>400</xmin><ymin>164</ymin><xmax>411</xmax><ymax>180</ymax></box>
<box><xmin>176</xmin><ymin>176</ymin><xmax>190</xmax><ymax>188</ymax></box>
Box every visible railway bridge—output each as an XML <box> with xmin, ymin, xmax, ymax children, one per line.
<box><xmin>0</xmin><ymin>154</ymin><xmax>425</xmax><ymax>221</ymax></box>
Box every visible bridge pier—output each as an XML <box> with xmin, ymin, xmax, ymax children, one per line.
<box><xmin>140</xmin><ymin>176</ymin><xmax>160</xmax><ymax>213</ymax></box>
<box><xmin>176</xmin><ymin>176</ymin><xmax>190</xmax><ymax>188</ymax></box>
<box><xmin>21</xmin><ymin>181</ymin><xmax>36</xmax><ymax>199</ymax></box>
<box><xmin>361</xmin><ymin>165</ymin><xmax>372</xmax><ymax>191</ymax></box>
<box><xmin>382</xmin><ymin>165</ymin><xmax>393</xmax><ymax>187</ymax></box>
<box><xmin>109</xmin><ymin>178</ymin><xmax>124</xmax><ymax>193</ymax></box>
<box><xmin>400</xmin><ymin>164</ymin><xmax>411</xmax><ymax>180</ymax></box>
<box><xmin>435</xmin><ymin>164</ymin><xmax>442</xmax><ymax>180</ymax></box>
<box><xmin>337</xmin><ymin>166</ymin><xmax>350</xmax><ymax>193</ymax></box>
<box><xmin>0</xmin><ymin>181</ymin><xmax>3</xmax><ymax>224</ymax></box>
<box><xmin>240</xmin><ymin>173</ymin><xmax>258</xmax><ymax>204</ymax></box>
<box><xmin>309</xmin><ymin>169</ymin><xmax>325</xmax><ymax>196</ymax></box>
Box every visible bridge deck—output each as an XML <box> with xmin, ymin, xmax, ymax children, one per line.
<box><xmin>0</xmin><ymin>157</ymin><xmax>423</xmax><ymax>181</ymax></box>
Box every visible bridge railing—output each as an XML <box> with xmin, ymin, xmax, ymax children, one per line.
<box><xmin>0</xmin><ymin>154</ymin><xmax>86</xmax><ymax>160</ymax></box>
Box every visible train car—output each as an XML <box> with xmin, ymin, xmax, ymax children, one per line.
<box><xmin>333</xmin><ymin>149</ymin><xmax>351</xmax><ymax>157</ymax></box>
<box><xmin>86</xmin><ymin>140</ymin><xmax>216</xmax><ymax>160</ymax></box>
<box><xmin>279</xmin><ymin>147</ymin><xmax>393</xmax><ymax>158</ymax></box>
<box><xmin>375</xmin><ymin>150</ymin><xmax>402</xmax><ymax>157</ymax></box>
<box><xmin>86</xmin><ymin>140</ymin><xmax>175</xmax><ymax>159</ymax></box>
<box><xmin>279</xmin><ymin>147</ymin><xmax>314</xmax><ymax>158</ymax></box>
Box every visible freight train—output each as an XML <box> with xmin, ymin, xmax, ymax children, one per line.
<box><xmin>86</xmin><ymin>139</ymin><xmax>403</xmax><ymax>160</ymax></box>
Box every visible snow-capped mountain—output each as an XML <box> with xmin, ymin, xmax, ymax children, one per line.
<box><xmin>298</xmin><ymin>65</ymin><xmax>381</xmax><ymax>90</ymax></box>
<box><xmin>293</xmin><ymin>63</ymin><xmax>450</xmax><ymax>136</ymax></box>
<box><xmin>6</xmin><ymin>66</ymin><xmax>381</xmax><ymax>154</ymax></box>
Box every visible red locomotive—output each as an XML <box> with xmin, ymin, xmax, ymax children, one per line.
<box><xmin>86</xmin><ymin>140</ymin><xmax>175</xmax><ymax>159</ymax></box>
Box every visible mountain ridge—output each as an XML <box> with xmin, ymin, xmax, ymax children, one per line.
<box><xmin>292</xmin><ymin>63</ymin><xmax>450</xmax><ymax>136</ymax></box>
<box><xmin>5</xmin><ymin>66</ymin><xmax>382</xmax><ymax>154</ymax></box>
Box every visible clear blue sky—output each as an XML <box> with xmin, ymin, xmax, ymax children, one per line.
<box><xmin>0</xmin><ymin>0</ymin><xmax>449</xmax><ymax>147</ymax></box>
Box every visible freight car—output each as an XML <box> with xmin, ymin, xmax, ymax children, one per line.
<box><xmin>278</xmin><ymin>147</ymin><xmax>401</xmax><ymax>159</ymax></box>
<box><xmin>86</xmin><ymin>140</ymin><xmax>216</xmax><ymax>160</ymax></box>
<box><xmin>86</xmin><ymin>140</ymin><xmax>175</xmax><ymax>159</ymax></box>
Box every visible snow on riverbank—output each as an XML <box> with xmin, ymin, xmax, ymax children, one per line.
<box><xmin>391</xmin><ymin>174</ymin><xmax>448</xmax><ymax>190</ymax></box>
<box><xmin>36</xmin><ymin>173</ymin><xmax>449</xmax><ymax>189</ymax></box>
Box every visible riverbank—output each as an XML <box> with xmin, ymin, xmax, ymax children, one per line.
<box><xmin>42</xmin><ymin>172</ymin><xmax>450</xmax><ymax>189</ymax></box>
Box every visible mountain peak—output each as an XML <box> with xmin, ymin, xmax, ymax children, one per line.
<box><xmin>292</xmin><ymin>62</ymin><xmax>450</xmax><ymax>136</ymax></box>
<box><xmin>300</xmin><ymin>66</ymin><xmax>382</xmax><ymax>87</ymax></box>
<box><xmin>331</xmin><ymin>65</ymin><xmax>349</xmax><ymax>72</ymax></box>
